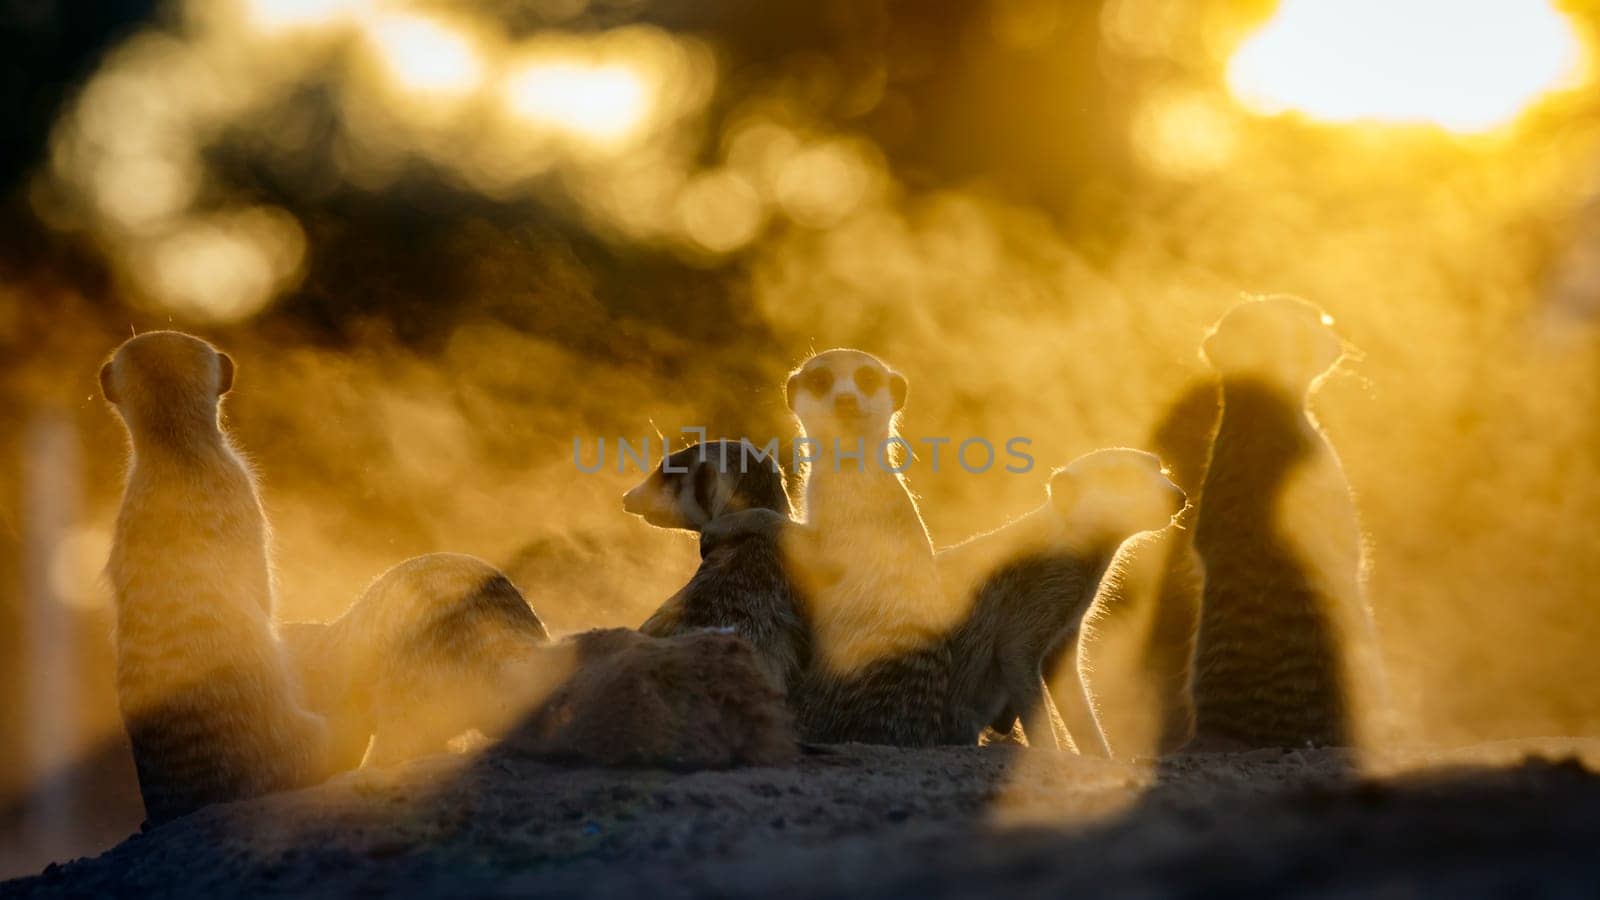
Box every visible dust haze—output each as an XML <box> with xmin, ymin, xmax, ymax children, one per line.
<box><xmin>3</xmin><ymin>0</ymin><xmax>1600</xmax><ymax>878</ymax></box>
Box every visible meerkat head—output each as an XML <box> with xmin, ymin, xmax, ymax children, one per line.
<box><xmin>1202</xmin><ymin>295</ymin><xmax>1345</xmax><ymax>389</ymax></box>
<box><xmin>785</xmin><ymin>348</ymin><xmax>908</xmax><ymax>443</ymax></box>
<box><xmin>100</xmin><ymin>331</ymin><xmax>235</xmax><ymax>433</ymax></box>
<box><xmin>1047</xmin><ymin>448</ymin><xmax>1187</xmax><ymax>547</ymax></box>
<box><xmin>623</xmin><ymin>439</ymin><xmax>791</xmax><ymax>532</ymax></box>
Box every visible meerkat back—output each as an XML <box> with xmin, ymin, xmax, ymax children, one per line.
<box><xmin>351</xmin><ymin>553</ymin><xmax>554</xmax><ymax>768</ymax></box>
<box><xmin>101</xmin><ymin>332</ymin><xmax>327</xmax><ymax>823</ymax></box>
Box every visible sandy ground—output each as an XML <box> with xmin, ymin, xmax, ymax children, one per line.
<box><xmin>5</xmin><ymin>738</ymin><xmax>1600</xmax><ymax>898</ymax></box>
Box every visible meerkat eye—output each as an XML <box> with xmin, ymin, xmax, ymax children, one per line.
<box><xmin>853</xmin><ymin>366</ymin><xmax>882</xmax><ymax>394</ymax></box>
<box><xmin>803</xmin><ymin>367</ymin><xmax>834</xmax><ymax>396</ymax></box>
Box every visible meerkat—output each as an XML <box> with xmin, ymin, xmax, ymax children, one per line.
<box><xmin>504</xmin><ymin>627</ymin><xmax>798</xmax><ymax>770</ymax></box>
<box><xmin>105</xmin><ymin>335</ymin><xmax>554</xmax><ymax>787</ymax></box>
<box><xmin>706</xmin><ymin>349</ymin><xmax>954</xmax><ymax>747</ymax></box>
<box><xmin>938</xmin><ymin>449</ymin><xmax>1187</xmax><ymax>752</ymax></box>
<box><xmin>279</xmin><ymin>552</ymin><xmax>553</xmax><ymax>770</ymax></box>
<box><xmin>100</xmin><ymin>332</ymin><xmax>329</xmax><ymax>824</ymax></box>
<box><xmin>1073</xmin><ymin>381</ymin><xmax>1220</xmax><ymax>758</ymax></box>
<box><xmin>1190</xmin><ymin>295</ymin><xmax>1383</xmax><ymax>750</ymax></box>
<box><xmin>621</xmin><ymin>439</ymin><xmax>811</xmax><ymax>698</ymax></box>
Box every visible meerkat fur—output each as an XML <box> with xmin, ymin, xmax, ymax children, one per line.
<box><xmin>280</xmin><ymin>552</ymin><xmax>552</xmax><ymax>770</ymax></box>
<box><xmin>623</xmin><ymin>439</ymin><xmax>811</xmax><ymax>698</ymax></box>
<box><xmin>939</xmin><ymin>449</ymin><xmax>1187</xmax><ymax>753</ymax></box>
<box><xmin>704</xmin><ymin>349</ymin><xmax>953</xmax><ymax>746</ymax></box>
<box><xmin>101</xmin><ymin>332</ymin><xmax>328</xmax><ymax>823</ymax></box>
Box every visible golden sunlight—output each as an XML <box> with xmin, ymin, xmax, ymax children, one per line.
<box><xmin>502</xmin><ymin>59</ymin><xmax>651</xmax><ymax>146</ymax></box>
<box><xmin>1132</xmin><ymin>89</ymin><xmax>1238</xmax><ymax>178</ymax></box>
<box><xmin>363</xmin><ymin>13</ymin><xmax>485</xmax><ymax>96</ymax></box>
<box><xmin>241</xmin><ymin>0</ymin><xmax>370</xmax><ymax>33</ymax></box>
<box><xmin>1227</xmin><ymin>0</ymin><xmax>1585</xmax><ymax>132</ymax></box>
<box><xmin>139</xmin><ymin>207</ymin><xmax>305</xmax><ymax>322</ymax></box>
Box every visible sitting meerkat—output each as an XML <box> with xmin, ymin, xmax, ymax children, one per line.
<box><xmin>938</xmin><ymin>449</ymin><xmax>1187</xmax><ymax>752</ymax></box>
<box><xmin>707</xmin><ymin>349</ymin><xmax>954</xmax><ymax>747</ymax></box>
<box><xmin>106</xmin><ymin>332</ymin><xmax>559</xmax><ymax>798</ymax></box>
<box><xmin>280</xmin><ymin>552</ymin><xmax>552</xmax><ymax>770</ymax></box>
<box><xmin>1076</xmin><ymin>380</ymin><xmax>1218</xmax><ymax>759</ymax></box>
<box><xmin>100</xmin><ymin>332</ymin><xmax>329</xmax><ymax>824</ymax></box>
<box><xmin>504</xmin><ymin>627</ymin><xmax>798</xmax><ymax>770</ymax></box>
<box><xmin>621</xmin><ymin>439</ymin><xmax>812</xmax><ymax>698</ymax></box>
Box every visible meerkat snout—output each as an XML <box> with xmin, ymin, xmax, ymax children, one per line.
<box><xmin>624</xmin><ymin>440</ymin><xmax>791</xmax><ymax>532</ymax></box>
<box><xmin>622</xmin><ymin>463</ymin><xmax>696</xmax><ymax>529</ymax></box>
<box><xmin>620</xmin><ymin>480</ymin><xmax>660</xmax><ymax>518</ymax></box>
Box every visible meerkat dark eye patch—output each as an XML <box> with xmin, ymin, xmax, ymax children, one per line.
<box><xmin>853</xmin><ymin>365</ymin><xmax>882</xmax><ymax>394</ymax></box>
<box><xmin>802</xmin><ymin>367</ymin><xmax>834</xmax><ymax>396</ymax></box>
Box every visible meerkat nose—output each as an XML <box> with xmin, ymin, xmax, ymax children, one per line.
<box><xmin>834</xmin><ymin>394</ymin><xmax>861</xmax><ymax>415</ymax></box>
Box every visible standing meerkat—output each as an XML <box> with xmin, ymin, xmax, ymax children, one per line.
<box><xmin>1190</xmin><ymin>295</ymin><xmax>1383</xmax><ymax>750</ymax></box>
<box><xmin>939</xmin><ymin>449</ymin><xmax>1187</xmax><ymax>752</ymax></box>
<box><xmin>100</xmin><ymin>332</ymin><xmax>328</xmax><ymax>824</ymax></box>
<box><xmin>707</xmin><ymin>349</ymin><xmax>953</xmax><ymax>746</ymax></box>
<box><xmin>622</xmin><ymin>439</ymin><xmax>812</xmax><ymax>698</ymax></box>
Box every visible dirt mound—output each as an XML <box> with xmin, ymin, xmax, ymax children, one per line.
<box><xmin>8</xmin><ymin>743</ymin><xmax>1600</xmax><ymax>898</ymax></box>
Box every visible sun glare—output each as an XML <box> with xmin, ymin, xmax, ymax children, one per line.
<box><xmin>241</xmin><ymin>0</ymin><xmax>370</xmax><ymax>33</ymax></box>
<box><xmin>364</xmin><ymin>13</ymin><xmax>484</xmax><ymax>96</ymax></box>
<box><xmin>503</xmin><ymin>60</ymin><xmax>651</xmax><ymax>146</ymax></box>
<box><xmin>1227</xmin><ymin>0</ymin><xmax>1586</xmax><ymax>133</ymax></box>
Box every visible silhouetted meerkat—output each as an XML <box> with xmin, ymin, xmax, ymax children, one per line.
<box><xmin>1190</xmin><ymin>295</ymin><xmax>1383</xmax><ymax>750</ymax></box>
<box><xmin>623</xmin><ymin>439</ymin><xmax>812</xmax><ymax>698</ymax></box>
<box><xmin>939</xmin><ymin>449</ymin><xmax>1186</xmax><ymax>752</ymax></box>
<box><xmin>280</xmin><ymin>552</ymin><xmax>552</xmax><ymax>770</ymax></box>
<box><xmin>706</xmin><ymin>349</ymin><xmax>953</xmax><ymax>746</ymax></box>
<box><xmin>1077</xmin><ymin>381</ymin><xmax>1219</xmax><ymax>758</ymax></box>
<box><xmin>101</xmin><ymin>332</ymin><xmax>328</xmax><ymax>824</ymax></box>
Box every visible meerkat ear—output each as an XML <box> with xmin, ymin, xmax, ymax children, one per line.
<box><xmin>99</xmin><ymin>362</ymin><xmax>119</xmax><ymax>405</ymax></box>
<box><xmin>215</xmin><ymin>352</ymin><xmax>235</xmax><ymax>396</ymax></box>
<box><xmin>888</xmin><ymin>371</ymin><xmax>908</xmax><ymax>411</ymax></box>
<box><xmin>785</xmin><ymin>372</ymin><xmax>801</xmax><ymax>411</ymax></box>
